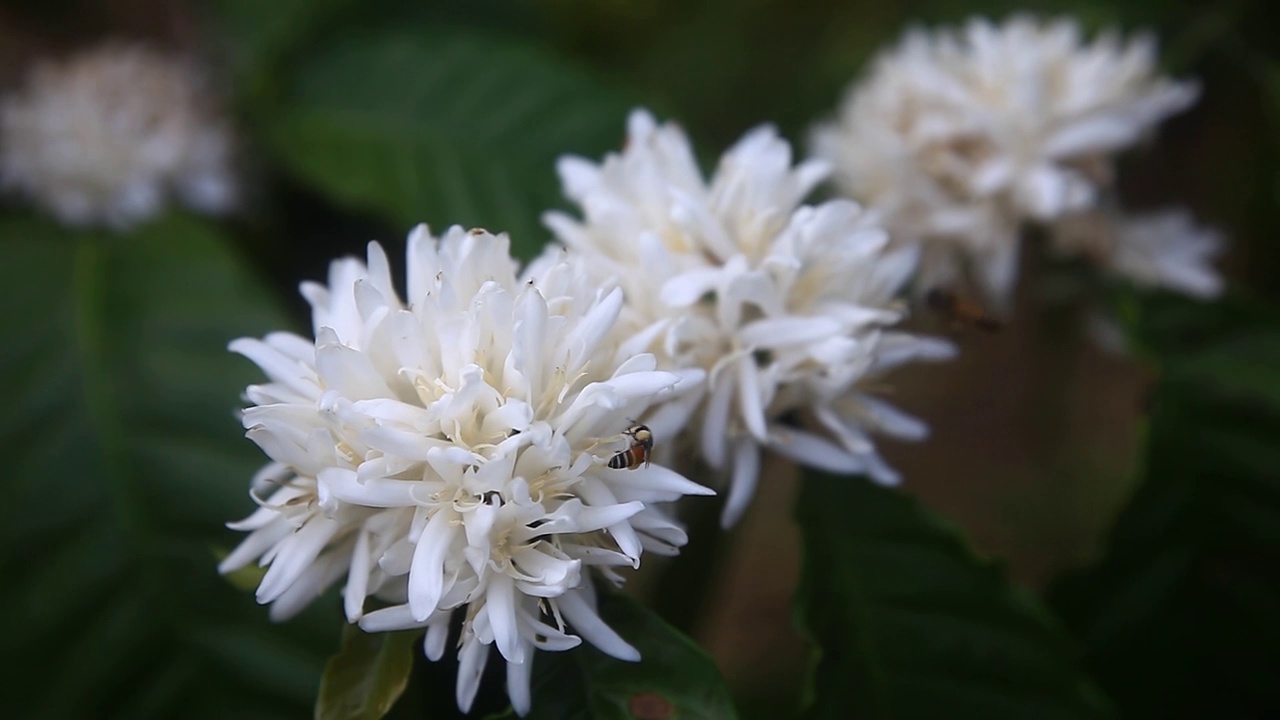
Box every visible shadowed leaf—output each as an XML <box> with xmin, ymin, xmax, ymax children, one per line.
<box><xmin>1052</xmin><ymin>291</ymin><xmax>1280</xmax><ymax>718</ymax></box>
<box><xmin>796</xmin><ymin>473</ymin><xmax>1114</xmax><ymax>720</ymax></box>
<box><xmin>317</xmin><ymin>625</ymin><xmax>421</xmax><ymax>720</ymax></box>
<box><xmin>263</xmin><ymin>29</ymin><xmax>634</xmax><ymax>260</ymax></box>
<box><xmin>0</xmin><ymin>213</ymin><xmax>337</xmax><ymax>718</ymax></box>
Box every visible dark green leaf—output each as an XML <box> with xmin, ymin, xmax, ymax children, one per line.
<box><xmin>1052</xmin><ymin>290</ymin><xmax>1280</xmax><ymax>718</ymax></box>
<box><xmin>205</xmin><ymin>0</ymin><xmax>363</xmax><ymax>83</ymax></box>
<box><xmin>522</xmin><ymin>593</ymin><xmax>738</xmax><ymax>720</ymax></box>
<box><xmin>1126</xmin><ymin>292</ymin><xmax>1280</xmax><ymax>416</ymax></box>
<box><xmin>262</xmin><ymin>28</ymin><xmax>634</xmax><ymax>259</ymax></box>
<box><xmin>795</xmin><ymin>473</ymin><xmax>1113</xmax><ymax>720</ymax></box>
<box><xmin>316</xmin><ymin>625</ymin><xmax>421</xmax><ymax>720</ymax></box>
<box><xmin>0</xmin><ymin>214</ymin><xmax>337</xmax><ymax>718</ymax></box>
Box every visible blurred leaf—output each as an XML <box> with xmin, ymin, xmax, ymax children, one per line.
<box><xmin>317</xmin><ymin>626</ymin><xmax>421</xmax><ymax>720</ymax></box>
<box><xmin>1125</xmin><ymin>292</ymin><xmax>1280</xmax><ymax>413</ymax></box>
<box><xmin>0</xmin><ymin>214</ymin><xmax>337</xmax><ymax>718</ymax></box>
<box><xmin>263</xmin><ymin>29</ymin><xmax>634</xmax><ymax>260</ymax></box>
<box><xmin>206</xmin><ymin>0</ymin><xmax>363</xmax><ymax>82</ymax></box>
<box><xmin>795</xmin><ymin>473</ymin><xmax>1114</xmax><ymax>720</ymax></box>
<box><xmin>1052</xmin><ymin>291</ymin><xmax>1280</xmax><ymax>718</ymax></box>
<box><xmin>520</xmin><ymin>593</ymin><xmax>738</xmax><ymax>719</ymax></box>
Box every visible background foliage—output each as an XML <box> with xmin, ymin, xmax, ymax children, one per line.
<box><xmin>1</xmin><ymin>0</ymin><xmax>1277</xmax><ymax>718</ymax></box>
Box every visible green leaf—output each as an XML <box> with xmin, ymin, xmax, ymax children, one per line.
<box><xmin>316</xmin><ymin>625</ymin><xmax>421</xmax><ymax>720</ymax></box>
<box><xmin>0</xmin><ymin>214</ymin><xmax>337</xmax><ymax>718</ymax></box>
<box><xmin>1052</xmin><ymin>291</ymin><xmax>1280</xmax><ymax>717</ymax></box>
<box><xmin>261</xmin><ymin>28</ymin><xmax>634</xmax><ymax>260</ymax></box>
<box><xmin>1124</xmin><ymin>291</ymin><xmax>1280</xmax><ymax>414</ymax></box>
<box><xmin>205</xmin><ymin>0</ymin><xmax>363</xmax><ymax>83</ymax></box>
<box><xmin>795</xmin><ymin>473</ymin><xmax>1114</xmax><ymax>720</ymax></box>
<box><xmin>522</xmin><ymin>593</ymin><xmax>738</xmax><ymax>719</ymax></box>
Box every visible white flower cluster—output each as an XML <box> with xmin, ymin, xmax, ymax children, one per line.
<box><xmin>546</xmin><ymin>110</ymin><xmax>953</xmax><ymax>527</ymax></box>
<box><xmin>220</xmin><ymin>227</ymin><xmax>711</xmax><ymax>714</ymax></box>
<box><xmin>225</xmin><ymin>109</ymin><xmax>956</xmax><ymax>713</ymax></box>
<box><xmin>225</xmin><ymin>36</ymin><xmax>1222</xmax><ymax>699</ymax></box>
<box><xmin>811</xmin><ymin>15</ymin><xmax>1219</xmax><ymax>306</ymax></box>
<box><xmin>0</xmin><ymin>43</ymin><xmax>237</xmax><ymax>229</ymax></box>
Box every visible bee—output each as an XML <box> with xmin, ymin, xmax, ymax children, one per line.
<box><xmin>924</xmin><ymin>288</ymin><xmax>1003</xmax><ymax>332</ymax></box>
<box><xmin>607</xmin><ymin>424</ymin><xmax>653</xmax><ymax>470</ymax></box>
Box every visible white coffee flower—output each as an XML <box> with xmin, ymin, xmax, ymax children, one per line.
<box><xmin>811</xmin><ymin>15</ymin><xmax>1198</xmax><ymax>305</ymax></box>
<box><xmin>545</xmin><ymin>110</ymin><xmax>953</xmax><ymax>527</ymax></box>
<box><xmin>220</xmin><ymin>226</ymin><xmax>710</xmax><ymax>715</ymax></box>
<box><xmin>0</xmin><ymin>43</ymin><xmax>237</xmax><ymax>228</ymax></box>
<box><xmin>1052</xmin><ymin>209</ymin><xmax>1224</xmax><ymax>298</ymax></box>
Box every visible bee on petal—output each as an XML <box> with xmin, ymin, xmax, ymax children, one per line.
<box><xmin>608</xmin><ymin>424</ymin><xmax>653</xmax><ymax>470</ymax></box>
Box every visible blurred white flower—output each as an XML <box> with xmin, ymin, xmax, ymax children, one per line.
<box><xmin>0</xmin><ymin>43</ymin><xmax>237</xmax><ymax>228</ymax></box>
<box><xmin>545</xmin><ymin>110</ymin><xmax>953</xmax><ymax>527</ymax></box>
<box><xmin>1053</xmin><ymin>208</ymin><xmax>1224</xmax><ymax>298</ymax></box>
<box><xmin>811</xmin><ymin>15</ymin><xmax>1199</xmax><ymax>306</ymax></box>
<box><xmin>220</xmin><ymin>226</ymin><xmax>710</xmax><ymax>715</ymax></box>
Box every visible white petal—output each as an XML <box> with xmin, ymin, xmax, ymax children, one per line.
<box><xmin>314</xmin><ymin>336</ymin><xmax>395</xmax><ymax>400</ymax></box>
<box><xmin>486</xmin><ymin>573</ymin><xmax>524</xmax><ymax>665</ymax></box>
<box><xmin>360</xmin><ymin>604</ymin><xmax>430</xmax><ymax>633</ymax></box>
<box><xmin>219</xmin><ymin>521</ymin><xmax>291</xmax><ymax>574</ymax></box>
<box><xmin>507</xmin><ymin>651</ymin><xmax>534</xmax><ymax>716</ymax></box>
<box><xmin>660</xmin><ymin>268</ymin><xmax>722</xmax><ymax>307</ymax></box>
<box><xmin>269</xmin><ymin>548</ymin><xmax>350</xmax><ymax>621</ymax></box>
<box><xmin>720</xmin><ymin>438</ymin><xmax>761</xmax><ymax>528</ymax></box>
<box><xmin>736</xmin><ymin>356</ymin><xmax>769</xmax><ymax>441</ymax></box>
<box><xmin>738</xmin><ymin>316</ymin><xmax>842</xmax><ymax>349</ymax></box>
<box><xmin>557</xmin><ymin>590</ymin><xmax>640</xmax><ymax>661</ymax></box>
<box><xmin>424</xmin><ymin>616</ymin><xmax>450</xmax><ymax>661</ymax></box>
<box><xmin>256</xmin><ymin>515</ymin><xmax>341</xmax><ymax>603</ymax></box>
<box><xmin>604</xmin><ymin>463</ymin><xmax>715</xmax><ymax>498</ymax></box>
<box><xmin>863</xmin><ymin>451</ymin><xmax>903</xmax><ymax>486</ymax></box>
<box><xmin>364</xmin><ymin>241</ymin><xmax>399</xmax><ymax>305</ymax></box>
<box><xmin>562</xmin><ymin>286</ymin><xmax>624</xmax><ymax>370</ymax></box>
<box><xmin>535</xmin><ymin>497</ymin><xmax>645</xmax><ymax>539</ymax></box>
<box><xmin>604</xmin><ymin>370</ymin><xmax>682</xmax><ymax>402</ymax></box>
<box><xmin>519</xmin><ymin>611</ymin><xmax>582</xmax><ymax>652</ymax></box>
<box><xmin>556</xmin><ymin>156</ymin><xmax>603</xmax><ymax>201</ymax></box>
<box><xmin>766</xmin><ymin>427</ymin><xmax>865</xmax><ymax>474</ymax></box>
<box><xmin>228</xmin><ymin>337</ymin><xmax>316</xmax><ymax>399</ymax></box>
<box><xmin>870</xmin><ymin>333</ymin><xmax>956</xmax><ymax>372</ymax></box>
<box><xmin>853</xmin><ymin>394</ymin><xmax>929</xmax><ymax>440</ymax></box>
<box><xmin>455</xmin><ymin>635</ymin><xmax>491</xmax><ymax>713</ymax></box>
<box><xmin>408</xmin><ymin>509</ymin><xmax>456</xmax><ymax>620</ymax></box>
<box><xmin>359</xmin><ymin>427</ymin><xmax>449</xmax><ymax>461</ymax></box>
<box><xmin>700</xmin><ymin>372</ymin><xmax>734</xmax><ymax>469</ymax></box>
<box><xmin>609</xmin><ymin>352</ymin><xmax>658</xmax><ymax>378</ymax></box>
<box><xmin>318</xmin><ymin>467</ymin><xmax>420</xmax><ymax>508</ymax></box>
<box><xmin>511</xmin><ymin>549</ymin><xmax>581</xmax><ymax>594</ymax></box>
<box><xmin>343</xmin><ymin>529</ymin><xmax>372</xmax><ymax>622</ymax></box>
<box><xmin>576</xmin><ymin>485</ymin><xmax>641</xmax><ymax>565</ymax></box>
